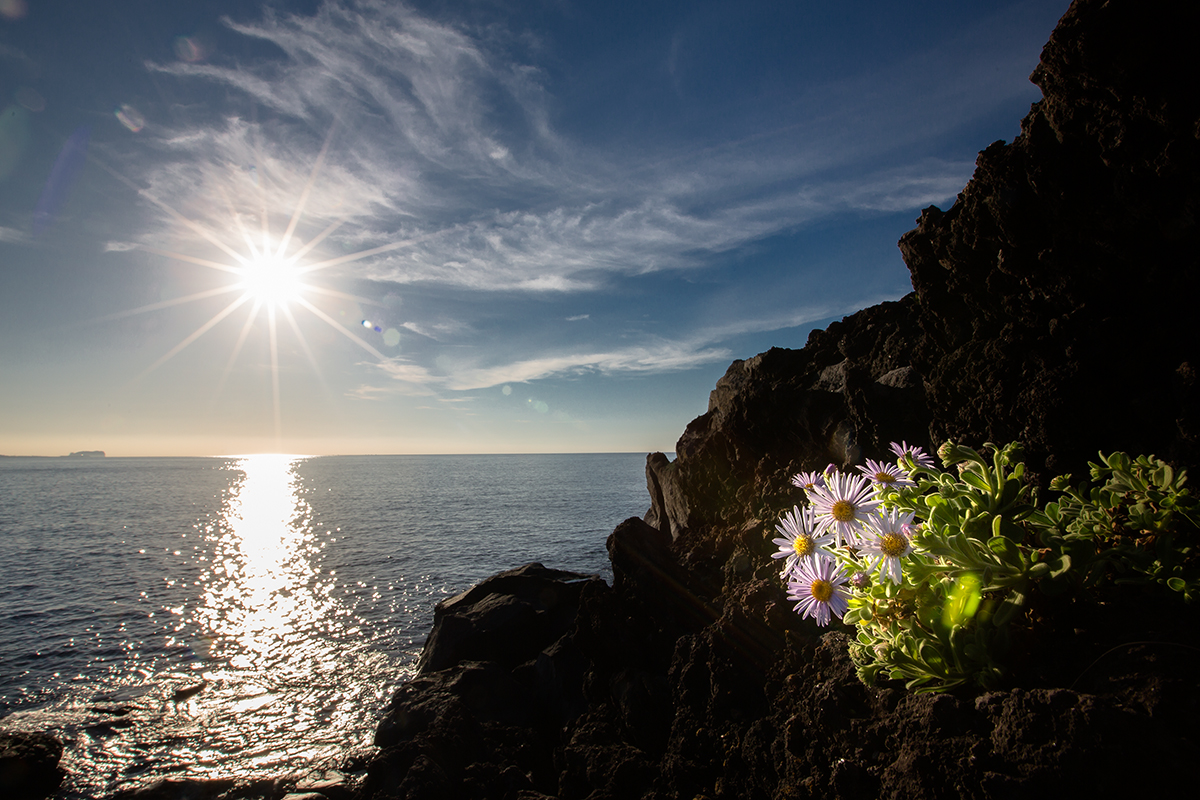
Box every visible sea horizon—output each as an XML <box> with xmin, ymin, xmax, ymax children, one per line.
<box><xmin>0</xmin><ymin>450</ymin><xmax>669</xmax><ymax>459</ymax></box>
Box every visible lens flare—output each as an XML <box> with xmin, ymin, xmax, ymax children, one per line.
<box><xmin>115</xmin><ymin>104</ymin><xmax>145</xmax><ymax>133</ymax></box>
<box><xmin>0</xmin><ymin>0</ymin><xmax>27</xmax><ymax>21</ymax></box>
<box><xmin>942</xmin><ymin>572</ymin><xmax>983</xmax><ymax>628</ymax></box>
<box><xmin>34</xmin><ymin>125</ymin><xmax>91</xmax><ymax>235</ymax></box>
<box><xmin>174</xmin><ymin>36</ymin><xmax>207</xmax><ymax>62</ymax></box>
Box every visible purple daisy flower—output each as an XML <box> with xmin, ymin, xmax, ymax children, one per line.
<box><xmin>787</xmin><ymin>557</ymin><xmax>850</xmax><ymax>626</ymax></box>
<box><xmin>889</xmin><ymin>441</ymin><xmax>936</xmax><ymax>470</ymax></box>
<box><xmin>790</xmin><ymin>470</ymin><xmax>825</xmax><ymax>493</ymax></box>
<box><xmin>806</xmin><ymin>471</ymin><xmax>881</xmax><ymax>546</ymax></box>
<box><xmin>771</xmin><ymin>505</ymin><xmax>834</xmax><ymax>571</ymax></box>
<box><xmin>856</xmin><ymin>458</ymin><xmax>915</xmax><ymax>490</ymax></box>
<box><xmin>859</xmin><ymin>508</ymin><xmax>917</xmax><ymax>583</ymax></box>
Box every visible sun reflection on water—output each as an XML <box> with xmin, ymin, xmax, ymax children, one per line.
<box><xmin>198</xmin><ymin>454</ymin><xmax>331</xmax><ymax>665</ymax></box>
<box><xmin>51</xmin><ymin>453</ymin><xmax>400</xmax><ymax>788</ymax></box>
<box><xmin>178</xmin><ymin>454</ymin><xmax>363</xmax><ymax>772</ymax></box>
<box><xmin>1</xmin><ymin>456</ymin><xmax>410</xmax><ymax>797</ymax></box>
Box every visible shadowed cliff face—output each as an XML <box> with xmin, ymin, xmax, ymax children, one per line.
<box><xmin>646</xmin><ymin>0</ymin><xmax>1200</xmax><ymax>565</ymax></box>
<box><xmin>901</xmin><ymin>0</ymin><xmax>1200</xmax><ymax>480</ymax></box>
<box><xmin>357</xmin><ymin>3</ymin><xmax>1200</xmax><ymax>799</ymax></box>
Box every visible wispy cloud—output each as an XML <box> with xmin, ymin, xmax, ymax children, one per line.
<box><xmin>0</xmin><ymin>43</ymin><xmax>31</xmax><ymax>65</ymax></box>
<box><xmin>374</xmin><ymin>338</ymin><xmax>733</xmax><ymax>393</ymax></box>
<box><xmin>0</xmin><ymin>226</ymin><xmax>28</xmax><ymax>244</ymax></box>
<box><xmin>365</xmin><ymin>296</ymin><xmax>869</xmax><ymax>396</ymax></box>
<box><xmin>130</xmin><ymin>1</ymin><xmax>988</xmax><ymax>292</ymax></box>
<box><xmin>111</xmin><ymin>0</ymin><xmax>1046</xmax><ymax>396</ymax></box>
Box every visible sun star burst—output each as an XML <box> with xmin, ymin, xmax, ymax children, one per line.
<box><xmin>89</xmin><ymin>126</ymin><xmax>417</xmax><ymax>449</ymax></box>
<box><xmin>236</xmin><ymin>252</ymin><xmax>305</xmax><ymax>309</ymax></box>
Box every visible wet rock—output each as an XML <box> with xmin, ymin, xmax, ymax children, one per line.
<box><xmin>0</xmin><ymin>731</ymin><xmax>65</xmax><ymax>800</ymax></box>
<box><xmin>417</xmin><ymin>563</ymin><xmax>601</xmax><ymax>675</ymax></box>
<box><xmin>294</xmin><ymin>768</ymin><xmax>354</xmax><ymax>800</ymax></box>
<box><xmin>171</xmin><ymin>680</ymin><xmax>207</xmax><ymax>703</ymax></box>
<box><xmin>109</xmin><ymin>777</ymin><xmax>237</xmax><ymax>800</ymax></box>
<box><xmin>364</xmin><ymin>564</ymin><xmax>607</xmax><ymax>798</ymax></box>
<box><xmin>108</xmin><ymin>776</ymin><xmax>301</xmax><ymax>800</ymax></box>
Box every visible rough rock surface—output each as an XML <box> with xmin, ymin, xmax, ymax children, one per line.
<box><xmin>362</xmin><ymin>564</ymin><xmax>607</xmax><ymax>800</ymax></box>
<box><xmin>103</xmin><ymin>769</ymin><xmax>363</xmax><ymax>800</ymax></box>
<box><xmin>0</xmin><ymin>731</ymin><xmax>66</xmax><ymax>800</ymax></box>
<box><xmin>356</xmin><ymin>1</ymin><xmax>1200</xmax><ymax>798</ymax></box>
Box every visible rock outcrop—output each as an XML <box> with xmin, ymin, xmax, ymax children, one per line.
<box><xmin>357</xmin><ymin>1</ymin><xmax>1200</xmax><ymax>797</ymax></box>
<box><xmin>0</xmin><ymin>731</ymin><xmax>65</xmax><ymax>800</ymax></box>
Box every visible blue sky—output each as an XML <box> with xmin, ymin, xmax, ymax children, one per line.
<box><xmin>0</xmin><ymin>0</ymin><xmax>1069</xmax><ymax>456</ymax></box>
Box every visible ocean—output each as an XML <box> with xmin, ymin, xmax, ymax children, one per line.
<box><xmin>0</xmin><ymin>453</ymin><xmax>649</xmax><ymax>797</ymax></box>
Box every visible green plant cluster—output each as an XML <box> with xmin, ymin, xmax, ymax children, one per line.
<box><xmin>841</xmin><ymin>442</ymin><xmax>1199</xmax><ymax>692</ymax></box>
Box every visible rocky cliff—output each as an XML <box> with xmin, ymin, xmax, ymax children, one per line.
<box><xmin>356</xmin><ymin>1</ymin><xmax>1200</xmax><ymax>798</ymax></box>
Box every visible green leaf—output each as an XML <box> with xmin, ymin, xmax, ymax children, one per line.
<box><xmin>987</xmin><ymin>535</ymin><xmax>1020</xmax><ymax>562</ymax></box>
<box><xmin>993</xmin><ymin>585</ymin><xmax>1027</xmax><ymax>627</ymax></box>
<box><xmin>1049</xmin><ymin>554</ymin><xmax>1072</xmax><ymax>579</ymax></box>
<box><xmin>960</xmin><ymin>469</ymin><xmax>993</xmax><ymax>494</ymax></box>
<box><xmin>991</xmin><ymin>514</ymin><xmax>1025</xmax><ymax>540</ymax></box>
<box><xmin>941</xmin><ymin>573</ymin><xmax>982</xmax><ymax>628</ymax></box>
<box><xmin>917</xmin><ymin>605</ymin><xmax>940</xmax><ymax>629</ymax></box>
<box><xmin>993</xmin><ymin>599</ymin><xmax>1020</xmax><ymax>627</ymax></box>
<box><xmin>998</xmin><ymin>479</ymin><xmax>1023</xmax><ymax>509</ymax></box>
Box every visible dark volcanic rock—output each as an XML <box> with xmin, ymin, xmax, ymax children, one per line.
<box><xmin>0</xmin><ymin>731</ymin><xmax>65</xmax><ymax>800</ymax></box>
<box><xmin>363</xmin><ymin>564</ymin><xmax>606</xmax><ymax>799</ymax></box>
<box><xmin>898</xmin><ymin>0</ymin><xmax>1200</xmax><ymax>482</ymax></box>
<box><xmin>358</xmin><ymin>2</ymin><xmax>1200</xmax><ymax>798</ymax></box>
<box><xmin>416</xmin><ymin>563</ymin><xmax>600</xmax><ymax>675</ymax></box>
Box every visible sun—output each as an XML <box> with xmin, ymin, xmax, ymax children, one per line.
<box><xmin>92</xmin><ymin>126</ymin><xmax>424</xmax><ymax>447</ymax></box>
<box><xmin>236</xmin><ymin>251</ymin><xmax>305</xmax><ymax>309</ymax></box>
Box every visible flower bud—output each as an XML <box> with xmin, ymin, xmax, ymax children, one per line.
<box><xmin>1049</xmin><ymin>474</ymin><xmax>1072</xmax><ymax>491</ymax></box>
<box><xmin>937</xmin><ymin>440</ymin><xmax>972</xmax><ymax>466</ymax></box>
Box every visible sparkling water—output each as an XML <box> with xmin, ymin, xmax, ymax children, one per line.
<box><xmin>0</xmin><ymin>453</ymin><xmax>648</xmax><ymax>797</ymax></box>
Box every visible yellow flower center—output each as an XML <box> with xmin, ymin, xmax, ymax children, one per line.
<box><xmin>831</xmin><ymin>500</ymin><xmax>855</xmax><ymax>522</ymax></box>
<box><xmin>793</xmin><ymin>536</ymin><xmax>814</xmax><ymax>557</ymax></box>
<box><xmin>810</xmin><ymin>579</ymin><xmax>833</xmax><ymax>602</ymax></box>
<box><xmin>880</xmin><ymin>532</ymin><xmax>908</xmax><ymax>557</ymax></box>
<box><xmin>875</xmin><ymin>471</ymin><xmax>895</xmax><ymax>484</ymax></box>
